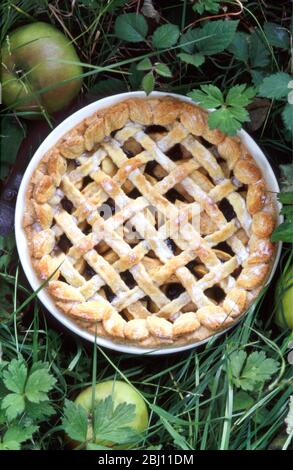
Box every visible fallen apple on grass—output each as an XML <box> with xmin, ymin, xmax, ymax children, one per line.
<box><xmin>71</xmin><ymin>380</ymin><xmax>149</xmax><ymax>449</ymax></box>
<box><xmin>1</xmin><ymin>22</ymin><xmax>83</xmax><ymax>116</ymax></box>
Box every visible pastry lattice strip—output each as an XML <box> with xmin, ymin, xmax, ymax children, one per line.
<box><xmin>114</xmin><ymin>124</ymin><xmax>249</xmax><ymax>263</ymax></box>
<box><xmin>50</xmin><ymin>126</ymin><xmax>250</xmax><ymax>319</ymax></box>
<box><xmin>115</xmin><ymin>124</ymin><xmax>249</xmax><ymax>261</ymax></box>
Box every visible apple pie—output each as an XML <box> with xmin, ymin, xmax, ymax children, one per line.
<box><xmin>23</xmin><ymin>96</ymin><xmax>277</xmax><ymax>347</ymax></box>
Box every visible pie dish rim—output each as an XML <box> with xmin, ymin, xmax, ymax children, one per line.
<box><xmin>15</xmin><ymin>91</ymin><xmax>282</xmax><ymax>355</ymax></box>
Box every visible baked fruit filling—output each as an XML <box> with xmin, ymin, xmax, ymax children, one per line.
<box><xmin>23</xmin><ymin>97</ymin><xmax>277</xmax><ymax>347</ymax></box>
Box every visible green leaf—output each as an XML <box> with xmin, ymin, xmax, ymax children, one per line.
<box><xmin>228</xmin><ymin>32</ymin><xmax>249</xmax><ymax>62</ymax></box>
<box><xmin>209</xmin><ymin>108</ymin><xmax>241</xmax><ymax>135</ymax></box>
<box><xmin>0</xmin><ymin>440</ymin><xmax>21</xmax><ymax>450</ymax></box>
<box><xmin>271</xmin><ymin>222</ymin><xmax>293</xmax><ymax>243</ymax></box>
<box><xmin>233</xmin><ymin>391</ymin><xmax>254</xmax><ymax>411</ymax></box>
<box><xmin>3</xmin><ymin>358</ymin><xmax>27</xmax><ymax>394</ymax></box>
<box><xmin>188</xmin><ymin>85</ymin><xmax>224</xmax><ymax>108</ymax></box>
<box><xmin>188</xmin><ymin>89</ymin><xmax>213</xmax><ymax>107</ymax></box>
<box><xmin>189</xmin><ymin>83</ymin><xmax>255</xmax><ymax>135</ymax></box>
<box><xmin>202</xmin><ymin>84</ymin><xmax>224</xmax><ymax>104</ymax></box>
<box><xmin>152</xmin><ymin>23</ymin><xmax>180</xmax><ymax>49</ymax></box>
<box><xmin>180</xmin><ymin>28</ymin><xmax>202</xmax><ymax>54</ymax></box>
<box><xmin>251</xmin><ymin>71</ymin><xmax>267</xmax><ymax>88</ymax></box>
<box><xmin>229</xmin><ymin>106</ymin><xmax>250</xmax><ymax>123</ymax></box>
<box><xmin>1</xmin><ymin>393</ymin><xmax>25</xmax><ymax>421</ymax></box>
<box><xmin>249</xmin><ymin>30</ymin><xmax>270</xmax><ymax>69</ymax></box>
<box><xmin>129</xmin><ymin>62</ymin><xmax>144</xmax><ymax>89</ymax></box>
<box><xmin>244</xmin><ymin>352</ymin><xmax>279</xmax><ymax>383</ymax></box>
<box><xmin>264</xmin><ymin>22</ymin><xmax>290</xmax><ymax>49</ymax></box>
<box><xmin>280</xmin><ymin>205</ymin><xmax>293</xmax><ymax>217</ymax></box>
<box><xmin>197</xmin><ymin>20</ymin><xmax>239</xmax><ymax>56</ymax></box>
<box><xmin>28</xmin><ymin>360</ymin><xmax>50</xmax><ymax>375</ymax></box>
<box><xmin>136</xmin><ymin>58</ymin><xmax>152</xmax><ymax>71</ymax></box>
<box><xmin>193</xmin><ymin>0</ymin><xmax>221</xmax><ymax>14</ymax></box>
<box><xmin>3</xmin><ymin>424</ymin><xmax>37</xmax><ymax>444</ymax></box>
<box><xmin>0</xmin><ymin>117</ymin><xmax>26</xmax><ymax>180</ymax></box>
<box><xmin>25</xmin><ymin>400</ymin><xmax>55</xmax><ymax>421</ymax></box>
<box><xmin>62</xmin><ymin>400</ymin><xmax>88</xmax><ymax>442</ymax></box>
<box><xmin>178</xmin><ymin>52</ymin><xmax>205</xmax><ymax>67</ymax></box>
<box><xmin>98</xmin><ymin>425</ymin><xmax>139</xmax><ymax>445</ymax></box>
<box><xmin>0</xmin><ymin>372</ymin><xmax>7</xmax><ymax>392</ymax></box>
<box><xmin>93</xmin><ymin>396</ymin><xmax>139</xmax><ymax>444</ymax></box>
<box><xmin>25</xmin><ymin>367</ymin><xmax>56</xmax><ymax>403</ymax></box>
<box><xmin>180</xmin><ymin>20</ymin><xmax>238</xmax><ymax>56</ymax></box>
<box><xmin>87</xmin><ymin>443</ymin><xmax>111</xmax><ymax>450</ymax></box>
<box><xmin>259</xmin><ymin>72</ymin><xmax>291</xmax><ymax>100</ymax></box>
<box><xmin>278</xmin><ymin>191</ymin><xmax>293</xmax><ymax>204</ymax></box>
<box><xmin>142</xmin><ymin>71</ymin><xmax>154</xmax><ymax>95</ymax></box>
<box><xmin>226</xmin><ymin>84</ymin><xmax>256</xmax><ymax>107</ymax></box>
<box><xmin>230</xmin><ymin>351</ymin><xmax>279</xmax><ymax>392</ymax></box>
<box><xmin>230</xmin><ymin>350</ymin><xmax>247</xmax><ymax>379</ymax></box>
<box><xmin>155</xmin><ymin>63</ymin><xmax>172</xmax><ymax>77</ymax></box>
<box><xmin>282</xmin><ymin>103</ymin><xmax>293</xmax><ymax>133</ymax></box>
<box><xmin>94</xmin><ymin>397</ymin><xmax>135</xmax><ymax>431</ymax></box>
<box><xmin>114</xmin><ymin>13</ymin><xmax>148</xmax><ymax>43</ymax></box>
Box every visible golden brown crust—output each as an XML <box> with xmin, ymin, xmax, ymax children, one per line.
<box><xmin>234</xmin><ymin>158</ymin><xmax>262</xmax><ymax>184</ymax></box>
<box><xmin>180</xmin><ymin>103</ymin><xmax>205</xmax><ymax>136</ymax></box>
<box><xmin>236</xmin><ymin>263</ymin><xmax>270</xmax><ymax>290</ymax></box>
<box><xmin>197</xmin><ymin>306</ymin><xmax>234</xmax><ymax>330</ymax></box>
<box><xmin>71</xmin><ymin>300</ymin><xmax>113</xmax><ymax>322</ymax></box>
<box><xmin>247</xmin><ymin>180</ymin><xmax>265</xmax><ymax>214</ymax></box>
<box><xmin>147</xmin><ymin>316</ymin><xmax>173</xmax><ymax>339</ymax></box>
<box><xmin>59</xmin><ymin>133</ymin><xmax>85</xmax><ymax>159</ymax></box>
<box><xmin>33</xmin><ymin>202</ymin><xmax>53</xmax><ymax>229</ymax></box>
<box><xmin>48</xmin><ymin>151</ymin><xmax>67</xmax><ymax>185</ymax></box>
<box><xmin>217</xmin><ymin>136</ymin><xmax>241</xmax><ymax>170</ymax></box>
<box><xmin>84</xmin><ymin>116</ymin><xmax>105</xmax><ymax>151</ymax></box>
<box><xmin>49</xmin><ymin>281</ymin><xmax>85</xmax><ymax>302</ymax></box>
<box><xmin>124</xmin><ymin>319</ymin><xmax>150</xmax><ymax>341</ymax></box>
<box><xmin>201</xmin><ymin>112</ymin><xmax>225</xmax><ymax>144</ymax></box>
<box><xmin>252</xmin><ymin>212</ymin><xmax>275</xmax><ymax>238</ymax></box>
<box><xmin>32</xmin><ymin>229</ymin><xmax>55</xmax><ymax>259</ymax></box>
<box><xmin>22</xmin><ymin>96</ymin><xmax>278</xmax><ymax>348</ymax></box>
<box><xmin>173</xmin><ymin>312</ymin><xmax>201</xmax><ymax>336</ymax></box>
<box><xmin>152</xmin><ymin>98</ymin><xmax>181</xmax><ymax>125</ymax></box>
<box><xmin>223</xmin><ymin>288</ymin><xmax>247</xmax><ymax>317</ymax></box>
<box><xmin>33</xmin><ymin>175</ymin><xmax>55</xmax><ymax>203</ymax></box>
<box><xmin>247</xmin><ymin>237</ymin><xmax>274</xmax><ymax>264</ymax></box>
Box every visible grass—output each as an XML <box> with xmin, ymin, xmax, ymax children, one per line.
<box><xmin>0</xmin><ymin>245</ymin><xmax>292</xmax><ymax>449</ymax></box>
<box><xmin>0</xmin><ymin>0</ymin><xmax>292</xmax><ymax>451</ymax></box>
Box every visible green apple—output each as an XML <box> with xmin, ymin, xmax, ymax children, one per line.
<box><xmin>275</xmin><ymin>264</ymin><xmax>293</xmax><ymax>330</ymax></box>
<box><xmin>73</xmin><ymin>380</ymin><xmax>148</xmax><ymax>448</ymax></box>
<box><xmin>1</xmin><ymin>22</ymin><xmax>83</xmax><ymax>115</ymax></box>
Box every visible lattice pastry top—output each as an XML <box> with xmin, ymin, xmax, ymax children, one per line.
<box><xmin>24</xmin><ymin>96</ymin><xmax>277</xmax><ymax>347</ymax></box>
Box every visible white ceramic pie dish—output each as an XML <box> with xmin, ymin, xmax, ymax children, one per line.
<box><xmin>15</xmin><ymin>91</ymin><xmax>282</xmax><ymax>355</ymax></box>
